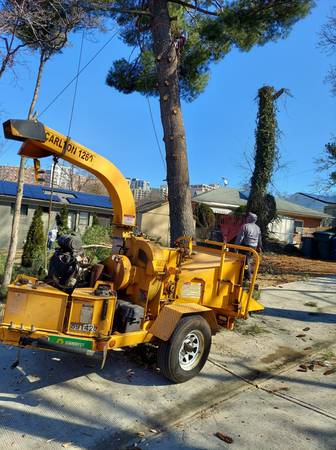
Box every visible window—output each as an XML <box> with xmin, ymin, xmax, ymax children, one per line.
<box><xmin>79</xmin><ymin>211</ymin><xmax>89</xmax><ymax>228</ymax></box>
<box><xmin>96</xmin><ymin>215</ymin><xmax>112</xmax><ymax>227</ymax></box>
<box><xmin>294</xmin><ymin>219</ymin><xmax>304</xmax><ymax>233</ymax></box>
<box><xmin>11</xmin><ymin>204</ymin><xmax>28</xmax><ymax>215</ymax></box>
<box><xmin>79</xmin><ymin>211</ymin><xmax>89</xmax><ymax>226</ymax></box>
<box><xmin>68</xmin><ymin>212</ymin><xmax>77</xmax><ymax>230</ymax></box>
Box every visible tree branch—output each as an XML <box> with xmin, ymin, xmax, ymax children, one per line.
<box><xmin>168</xmin><ymin>0</ymin><xmax>219</xmax><ymax>16</ymax></box>
<box><xmin>91</xmin><ymin>3</ymin><xmax>152</xmax><ymax>17</ymax></box>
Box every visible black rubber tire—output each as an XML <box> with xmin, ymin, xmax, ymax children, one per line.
<box><xmin>157</xmin><ymin>314</ymin><xmax>212</xmax><ymax>383</ymax></box>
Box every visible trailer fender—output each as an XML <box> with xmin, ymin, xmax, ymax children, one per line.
<box><xmin>149</xmin><ymin>303</ymin><xmax>219</xmax><ymax>342</ymax></box>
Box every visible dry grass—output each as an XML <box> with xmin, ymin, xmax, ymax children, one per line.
<box><xmin>257</xmin><ymin>253</ymin><xmax>336</xmax><ymax>287</ymax></box>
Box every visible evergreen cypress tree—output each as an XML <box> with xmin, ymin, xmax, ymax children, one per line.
<box><xmin>194</xmin><ymin>203</ymin><xmax>215</xmax><ymax>229</ymax></box>
<box><xmin>56</xmin><ymin>205</ymin><xmax>70</xmax><ymax>236</ymax></box>
<box><xmin>22</xmin><ymin>207</ymin><xmax>45</xmax><ymax>269</ymax></box>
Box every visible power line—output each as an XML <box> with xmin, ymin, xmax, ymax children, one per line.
<box><xmin>66</xmin><ymin>30</ymin><xmax>85</xmax><ymax>138</ymax></box>
<box><xmin>146</xmin><ymin>96</ymin><xmax>166</xmax><ymax>171</ymax></box>
<box><xmin>38</xmin><ymin>28</ymin><xmax>119</xmax><ymax>118</ymax></box>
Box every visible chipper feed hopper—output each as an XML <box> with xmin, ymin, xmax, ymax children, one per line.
<box><xmin>0</xmin><ymin>119</ymin><xmax>263</xmax><ymax>383</ymax></box>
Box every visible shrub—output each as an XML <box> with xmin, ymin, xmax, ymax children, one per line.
<box><xmin>82</xmin><ymin>225</ymin><xmax>113</xmax><ymax>263</ymax></box>
<box><xmin>22</xmin><ymin>207</ymin><xmax>45</xmax><ymax>271</ymax></box>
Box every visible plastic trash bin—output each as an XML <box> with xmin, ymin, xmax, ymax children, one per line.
<box><xmin>301</xmin><ymin>237</ymin><xmax>315</xmax><ymax>258</ymax></box>
<box><xmin>313</xmin><ymin>232</ymin><xmax>334</xmax><ymax>260</ymax></box>
<box><xmin>331</xmin><ymin>237</ymin><xmax>336</xmax><ymax>261</ymax></box>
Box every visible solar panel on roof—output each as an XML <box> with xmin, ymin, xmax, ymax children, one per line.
<box><xmin>0</xmin><ymin>180</ymin><xmax>110</xmax><ymax>205</ymax></box>
<box><xmin>67</xmin><ymin>197</ymin><xmax>112</xmax><ymax>208</ymax></box>
<box><xmin>0</xmin><ymin>180</ymin><xmax>61</xmax><ymax>202</ymax></box>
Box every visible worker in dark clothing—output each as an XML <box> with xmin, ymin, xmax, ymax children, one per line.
<box><xmin>235</xmin><ymin>212</ymin><xmax>262</xmax><ymax>280</ymax></box>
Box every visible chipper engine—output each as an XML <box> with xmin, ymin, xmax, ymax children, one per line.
<box><xmin>0</xmin><ymin>119</ymin><xmax>263</xmax><ymax>383</ymax></box>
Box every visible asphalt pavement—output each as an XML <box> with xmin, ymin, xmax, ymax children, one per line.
<box><xmin>0</xmin><ymin>276</ymin><xmax>335</xmax><ymax>450</ymax></box>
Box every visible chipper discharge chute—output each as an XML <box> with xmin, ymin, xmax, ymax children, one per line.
<box><xmin>0</xmin><ymin>119</ymin><xmax>263</xmax><ymax>383</ymax></box>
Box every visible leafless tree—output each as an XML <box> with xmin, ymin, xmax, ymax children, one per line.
<box><xmin>1</xmin><ymin>1</ymin><xmax>103</xmax><ymax>289</ymax></box>
<box><xmin>0</xmin><ymin>1</ymin><xmax>100</xmax><ymax>78</ymax></box>
<box><xmin>319</xmin><ymin>6</ymin><xmax>336</xmax><ymax>95</ymax></box>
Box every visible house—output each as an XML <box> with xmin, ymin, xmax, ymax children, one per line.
<box><xmin>136</xmin><ymin>188</ymin><xmax>332</xmax><ymax>246</ymax></box>
<box><xmin>0</xmin><ymin>181</ymin><xmax>113</xmax><ymax>250</ymax></box>
<box><xmin>136</xmin><ymin>200</ymin><xmax>170</xmax><ymax>246</ymax></box>
<box><xmin>192</xmin><ymin>188</ymin><xmax>332</xmax><ymax>244</ymax></box>
<box><xmin>325</xmin><ymin>203</ymin><xmax>336</xmax><ymax>219</ymax></box>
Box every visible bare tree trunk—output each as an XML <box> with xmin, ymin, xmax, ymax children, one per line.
<box><xmin>150</xmin><ymin>0</ymin><xmax>194</xmax><ymax>245</ymax></box>
<box><xmin>1</xmin><ymin>51</ymin><xmax>47</xmax><ymax>289</ymax></box>
<box><xmin>0</xmin><ymin>53</ymin><xmax>12</xmax><ymax>79</ymax></box>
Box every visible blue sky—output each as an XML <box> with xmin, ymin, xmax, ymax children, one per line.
<box><xmin>0</xmin><ymin>1</ymin><xmax>335</xmax><ymax>195</ymax></box>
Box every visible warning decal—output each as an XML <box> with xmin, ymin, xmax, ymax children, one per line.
<box><xmin>181</xmin><ymin>282</ymin><xmax>202</xmax><ymax>299</ymax></box>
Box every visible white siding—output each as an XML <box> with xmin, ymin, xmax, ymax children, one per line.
<box><xmin>268</xmin><ymin>216</ymin><xmax>295</xmax><ymax>244</ymax></box>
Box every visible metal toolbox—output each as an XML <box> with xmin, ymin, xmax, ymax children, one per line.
<box><xmin>4</xmin><ymin>276</ymin><xmax>68</xmax><ymax>332</ymax></box>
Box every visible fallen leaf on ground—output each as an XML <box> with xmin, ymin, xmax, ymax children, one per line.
<box><xmin>215</xmin><ymin>432</ymin><xmax>234</xmax><ymax>444</ymax></box>
<box><xmin>315</xmin><ymin>361</ymin><xmax>326</xmax><ymax>367</ymax></box>
<box><xmin>270</xmin><ymin>386</ymin><xmax>289</xmax><ymax>393</ymax></box>
<box><xmin>323</xmin><ymin>368</ymin><xmax>336</xmax><ymax>376</ymax></box>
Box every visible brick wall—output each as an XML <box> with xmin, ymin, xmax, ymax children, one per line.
<box><xmin>284</xmin><ymin>213</ymin><xmax>322</xmax><ymax>229</ymax></box>
<box><xmin>0</xmin><ymin>166</ymin><xmax>47</xmax><ymax>185</ymax></box>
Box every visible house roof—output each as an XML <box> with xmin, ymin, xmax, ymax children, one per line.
<box><xmin>193</xmin><ymin>187</ymin><xmax>331</xmax><ymax>219</ymax></box>
<box><xmin>137</xmin><ymin>200</ymin><xmax>168</xmax><ymax>214</ymax></box>
<box><xmin>0</xmin><ymin>180</ymin><xmax>112</xmax><ymax>210</ymax></box>
<box><xmin>193</xmin><ymin>188</ymin><xmax>248</xmax><ymax>207</ymax></box>
<box><xmin>297</xmin><ymin>192</ymin><xmax>336</xmax><ymax>205</ymax></box>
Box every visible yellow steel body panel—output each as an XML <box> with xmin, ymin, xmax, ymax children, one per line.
<box><xmin>4</xmin><ymin>277</ymin><xmax>68</xmax><ymax>332</ymax></box>
<box><xmin>68</xmin><ymin>286</ymin><xmax>117</xmax><ymax>338</ymax></box>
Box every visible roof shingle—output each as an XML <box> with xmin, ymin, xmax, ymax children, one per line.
<box><xmin>193</xmin><ymin>187</ymin><xmax>330</xmax><ymax>219</ymax></box>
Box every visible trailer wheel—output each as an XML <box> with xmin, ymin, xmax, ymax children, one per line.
<box><xmin>157</xmin><ymin>315</ymin><xmax>211</xmax><ymax>383</ymax></box>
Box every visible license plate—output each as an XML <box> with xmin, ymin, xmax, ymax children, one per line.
<box><xmin>70</xmin><ymin>322</ymin><xmax>97</xmax><ymax>332</ymax></box>
<box><xmin>48</xmin><ymin>335</ymin><xmax>93</xmax><ymax>349</ymax></box>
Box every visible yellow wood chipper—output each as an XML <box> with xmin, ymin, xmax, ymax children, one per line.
<box><xmin>0</xmin><ymin>119</ymin><xmax>263</xmax><ymax>383</ymax></box>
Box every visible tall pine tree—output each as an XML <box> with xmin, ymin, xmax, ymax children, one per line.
<box><xmin>102</xmin><ymin>0</ymin><xmax>314</xmax><ymax>244</ymax></box>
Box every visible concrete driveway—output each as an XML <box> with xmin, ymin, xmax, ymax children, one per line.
<box><xmin>0</xmin><ymin>276</ymin><xmax>335</xmax><ymax>449</ymax></box>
